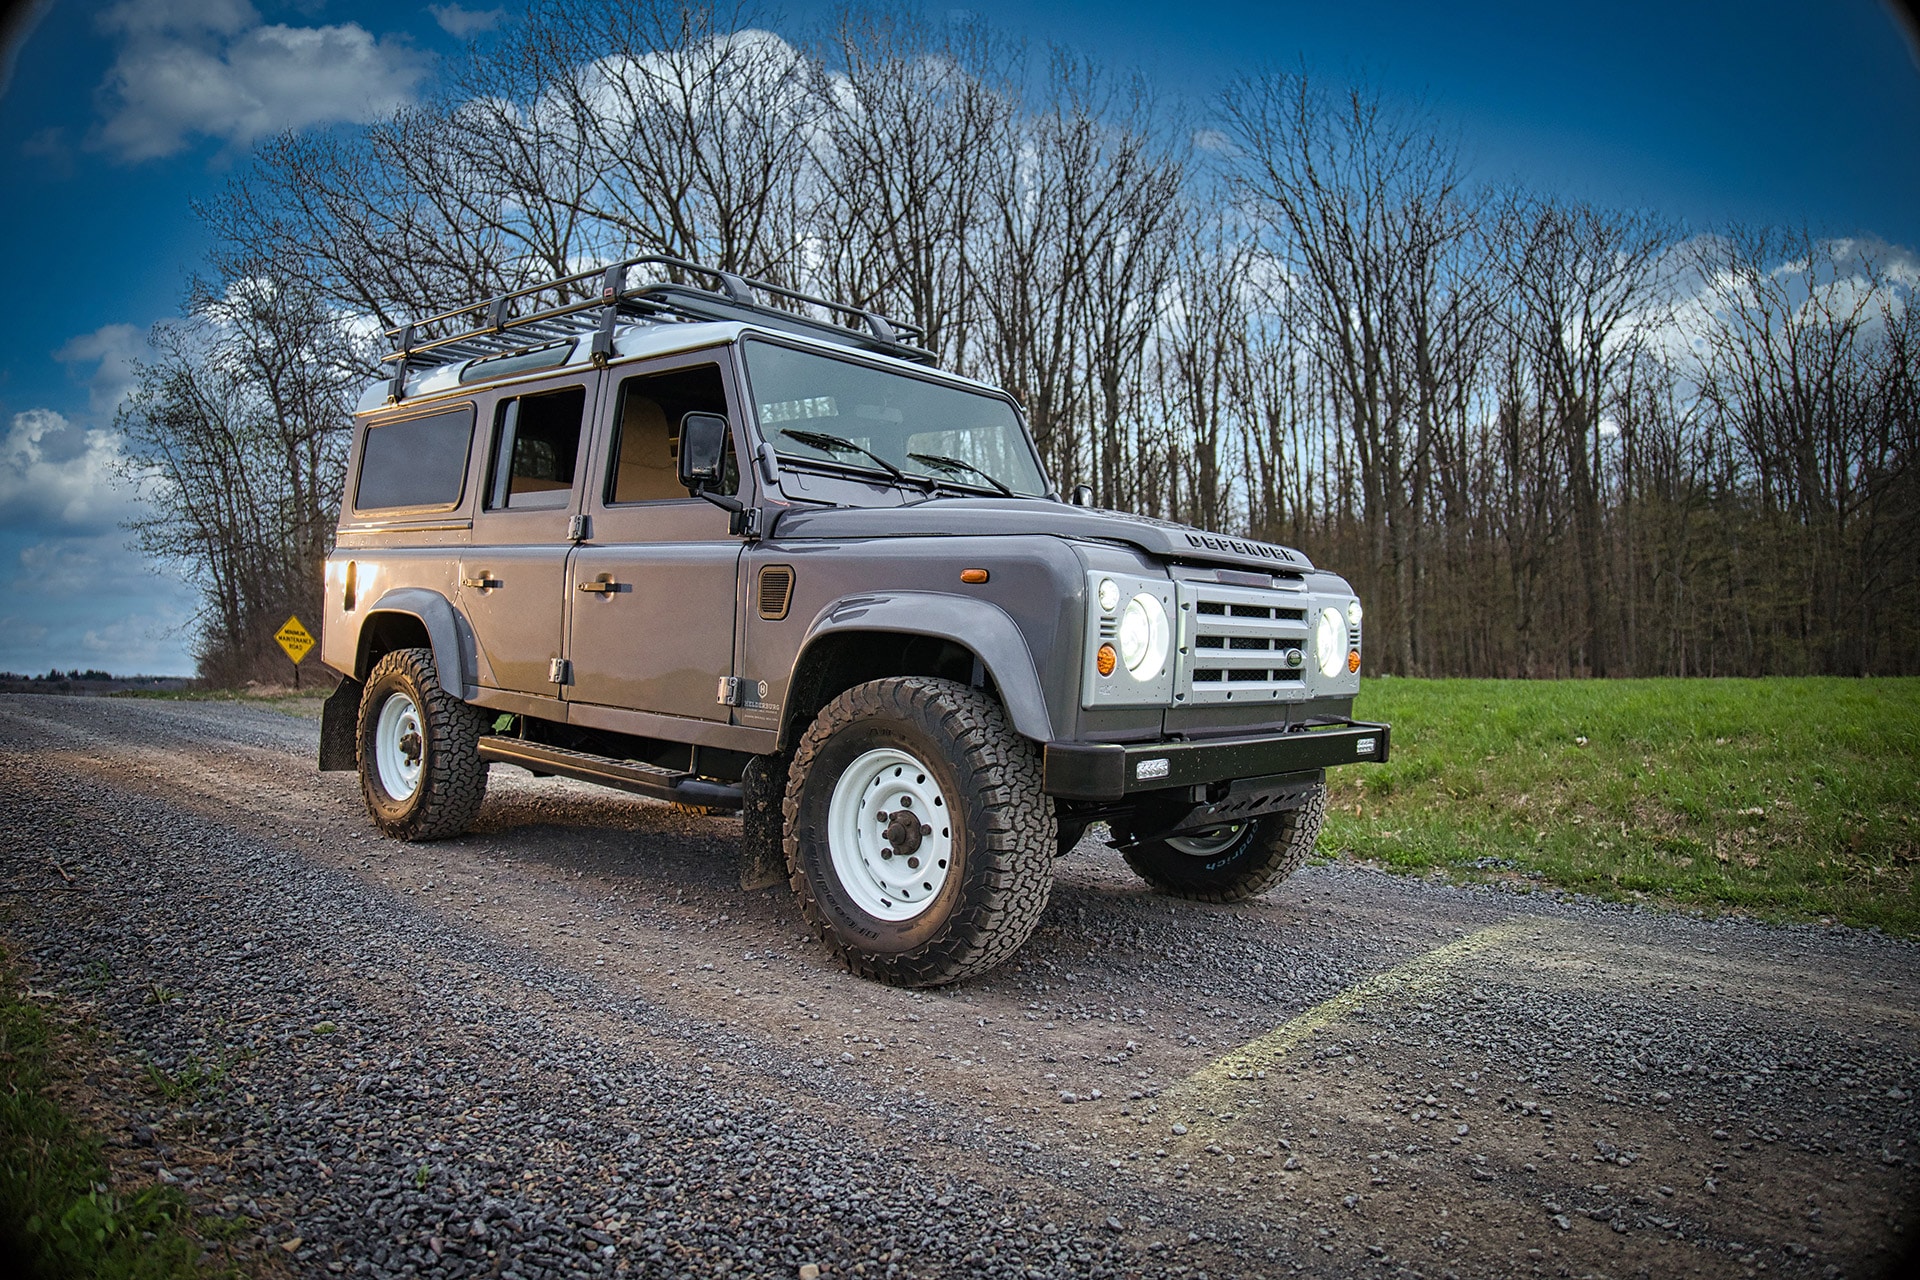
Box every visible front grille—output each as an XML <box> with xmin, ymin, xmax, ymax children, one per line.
<box><xmin>1176</xmin><ymin>580</ymin><xmax>1312</xmax><ymax>705</ymax></box>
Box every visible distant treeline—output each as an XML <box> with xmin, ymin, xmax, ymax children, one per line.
<box><xmin>0</xmin><ymin>671</ymin><xmax>193</xmax><ymax>695</ymax></box>
<box><xmin>116</xmin><ymin>0</ymin><xmax>1918</xmax><ymax>680</ymax></box>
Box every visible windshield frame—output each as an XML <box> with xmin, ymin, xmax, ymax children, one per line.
<box><xmin>739</xmin><ymin>333</ymin><xmax>1052</xmax><ymax>499</ymax></box>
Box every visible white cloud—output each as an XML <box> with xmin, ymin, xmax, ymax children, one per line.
<box><xmin>92</xmin><ymin>0</ymin><xmax>430</xmax><ymax>161</ymax></box>
<box><xmin>0</xmin><ymin>529</ymin><xmax>198</xmax><ymax>674</ymax></box>
<box><xmin>0</xmin><ymin>408</ymin><xmax>142</xmax><ymax>531</ymax></box>
<box><xmin>429</xmin><ymin>4</ymin><xmax>504</xmax><ymax>39</ymax></box>
<box><xmin>1191</xmin><ymin>128</ymin><xmax>1236</xmax><ymax>155</ymax></box>
<box><xmin>55</xmin><ymin>323</ymin><xmax>146</xmax><ymax>416</ymax></box>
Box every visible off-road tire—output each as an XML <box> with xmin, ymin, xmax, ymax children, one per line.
<box><xmin>784</xmin><ymin>677</ymin><xmax>1055</xmax><ymax>987</ymax></box>
<box><xmin>356</xmin><ymin>647</ymin><xmax>488</xmax><ymax>841</ymax></box>
<box><xmin>1121</xmin><ymin>784</ymin><xmax>1326</xmax><ymax>902</ymax></box>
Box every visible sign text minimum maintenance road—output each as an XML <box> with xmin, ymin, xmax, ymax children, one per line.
<box><xmin>275</xmin><ymin>616</ymin><xmax>314</xmax><ymax>666</ymax></box>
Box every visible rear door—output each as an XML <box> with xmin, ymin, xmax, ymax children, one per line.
<box><xmin>460</xmin><ymin>378</ymin><xmax>596</xmax><ymax>695</ymax></box>
<box><xmin>564</xmin><ymin>353</ymin><xmax>743</xmax><ymax>722</ymax></box>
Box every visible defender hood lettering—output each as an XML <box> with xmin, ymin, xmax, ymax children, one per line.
<box><xmin>771</xmin><ymin>498</ymin><xmax>1314</xmax><ymax>573</ymax></box>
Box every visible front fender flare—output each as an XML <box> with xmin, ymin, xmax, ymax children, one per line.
<box><xmin>359</xmin><ymin>587</ymin><xmax>471</xmax><ymax>694</ymax></box>
<box><xmin>798</xmin><ymin>591</ymin><xmax>1053</xmax><ymax>743</ymax></box>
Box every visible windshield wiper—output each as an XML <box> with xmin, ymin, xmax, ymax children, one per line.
<box><xmin>780</xmin><ymin>429</ymin><xmax>928</xmax><ymax>491</ymax></box>
<box><xmin>907</xmin><ymin>452</ymin><xmax>1017</xmax><ymax>498</ymax></box>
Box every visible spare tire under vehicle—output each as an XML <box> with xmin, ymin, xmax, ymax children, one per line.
<box><xmin>1120</xmin><ymin>784</ymin><xmax>1327</xmax><ymax>903</ymax></box>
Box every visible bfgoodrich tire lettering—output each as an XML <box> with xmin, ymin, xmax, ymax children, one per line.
<box><xmin>356</xmin><ymin>647</ymin><xmax>489</xmax><ymax>841</ymax></box>
<box><xmin>1121</xmin><ymin>784</ymin><xmax>1326</xmax><ymax>902</ymax></box>
<box><xmin>784</xmin><ymin>677</ymin><xmax>1055</xmax><ymax>986</ymax></box>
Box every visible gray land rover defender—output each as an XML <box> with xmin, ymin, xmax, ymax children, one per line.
<box><xmin>318</xmin><ymin>257</ymin><xmax>1389</xmax><ymax>986</ymax></box>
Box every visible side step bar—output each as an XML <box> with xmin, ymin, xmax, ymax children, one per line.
<box><xmin>476</xmin><ymin>737</ymin><xmax>744</xmax><ymax>811</ymax></box>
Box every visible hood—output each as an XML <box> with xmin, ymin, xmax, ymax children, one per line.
<box><xmin>768</xmin><ymin>497</ymin><xmax>1315</xmax><ymax>574</ymax></box>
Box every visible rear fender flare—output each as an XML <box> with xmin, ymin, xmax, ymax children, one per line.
<box><xmin>357</xmin><ymin>588</ymin><xmax>471</xmax><ymax>695</ymax></box>
<box><xmin>794</xmin><ymin>591</ymin><xmax>1053</xmax><ymax>743</ymax></box>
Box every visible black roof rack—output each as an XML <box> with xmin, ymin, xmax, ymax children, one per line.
<box><xmin>380</xmin><ymin>255</ymin><xmax>935</xmax><ymax>401</ymax></box>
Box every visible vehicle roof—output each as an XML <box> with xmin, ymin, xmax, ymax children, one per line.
<box><xmin>355</xmin><ymin>318</ymin><xmax>1010</xmax><ymax>417</ymax></box>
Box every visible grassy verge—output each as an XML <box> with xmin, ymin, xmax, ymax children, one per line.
<box><xmin>0</xmin><ymin>947</ymin><xmax>242</xmax><ymax>1278</ymax></box>
<box><xmin>114</xmin><ymin>686</ymin><xmax>330</xmax><ymax>720</ymax></box>
<box><xmin>1323</xmin><ymin>677</ymin><xmax>1920</xmax><ymax>935</ymax></box>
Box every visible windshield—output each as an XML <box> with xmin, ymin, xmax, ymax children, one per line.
<box><xmin>743</xmin><ymin>339</ymin><xmax>1048</xmax><ymax>497</ymax></box>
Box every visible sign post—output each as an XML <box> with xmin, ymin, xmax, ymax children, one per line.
<box><xmin>275</xmin><ymin>616</ymin><xmax>315</xmax><ymax>689</ymax></box>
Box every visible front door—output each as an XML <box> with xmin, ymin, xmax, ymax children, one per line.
<box><xmin>461</xmin><ymin>379</ymin><xmax>595</xmax><ymax>695</ymax></box>
<box><xmin>565</xmin><ymin>357</ymin><xmax>742</xmax><ymax>722</ymax></box>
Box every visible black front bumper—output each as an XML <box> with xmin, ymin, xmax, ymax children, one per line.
<box><xmin>1042</xmin><ymin>719</ymin><xmax>1390</xmax><ymax>800</ymax></box>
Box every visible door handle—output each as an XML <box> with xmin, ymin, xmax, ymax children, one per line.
<box><xmin>461</xmin><ymin>576</ymin><xmax>503</xmax><ymax>590</ymax></box>
<box><xmin>578</xmin><ymin>579</ymin><xmax>628</xmax><ymax>595</ymax></box>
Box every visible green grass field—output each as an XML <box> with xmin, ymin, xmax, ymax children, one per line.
<box><xmin>1323</xmin><ymin>677</ymin><xmax>1920</xmax><ymax>935</ymax></box>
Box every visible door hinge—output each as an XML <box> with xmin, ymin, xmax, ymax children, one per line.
<box><xmin>716</xmin><ymin>676</ymin><xmax>746</xmax><ymax>707</ymax></box>
<box><xmin>568</xmin><ymin>513</ymin><xmax>591</xmax><ymax>542</ymax></box>
<box><xmin>549</xmin><ymin>658</ymin><xmax>573</xmax><ymax>686</ymax></box>
<box><xmin>728</xmin><ymin>506</ymin><xmax>761</xmax><ymax>538</ymax></box>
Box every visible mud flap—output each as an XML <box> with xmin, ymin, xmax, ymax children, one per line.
<box><xmin>738</xmin><ymin>752</ymin><xmax>789</xmax><ymax>891</ymax></box>
<box><xmin>318</xmin><ymin>677</ymin><xmax>363</xmax><ymax>771</ymax></box>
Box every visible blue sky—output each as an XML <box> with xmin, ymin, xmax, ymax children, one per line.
<box><xmin>1</xmin><ymin>0</ymin><xmax>1915</xmax><ymax>676</ymax></box>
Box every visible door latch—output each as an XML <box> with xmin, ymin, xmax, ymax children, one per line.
<box><xmin>461</xmin><ymin>575</ymin><xmax>503</xmax><ymax>590</ymax></box>
<box><xmin>549</xmin><ymin>658</ymin><xmax>573</xmax><ymax>686</ymax></box>
<box><xmin>577</xmin><ymin>579</ymin><xmax>626</xmax><ymax>595</ymax></box>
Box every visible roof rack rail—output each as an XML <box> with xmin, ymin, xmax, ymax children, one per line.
<box><xmin>379</xmin><ymin>255</ymin><xmax>935</xmax><ymax>401</ymax></box>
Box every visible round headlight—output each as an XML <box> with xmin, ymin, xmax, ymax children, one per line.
<box><xmin>1316</xmin><ymin>607</ymin><xmax>1346</xmax><ymax>678</ymax></box>
<box><xmin>1347</xmin><ymin>599</ymin><xmax>1363</xmax><ymax>626</ymax></box>
<box><xmin>1118</xmin><ymin>593</ymin><xmax>1171</xmax><ymax>680</ymax></box>
<box><xmin>1098</xmin><ymin>578</ymin><xmax>1121</xmax><ymax>612</ymax></box>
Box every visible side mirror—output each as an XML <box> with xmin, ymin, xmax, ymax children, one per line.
<box><xmin>678</xmin><ymin>412</ymin><xmax>729</xmax><ymax>490</ymax></box>
<box><xmin>1068</xmin><ymin>484</ymin><xmax>1094</xmax><ymax>507</ymax></box>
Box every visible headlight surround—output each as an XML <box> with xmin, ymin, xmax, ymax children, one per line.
<box><xmin>1118</xmin><ymin>592</ymin><xmax>1171</xmax><ymax>681</ymax></box>
<box><xmin>1316</xmin><ymin>606</ymin><xmax>1346</xmax><ymax>678</ymax></box>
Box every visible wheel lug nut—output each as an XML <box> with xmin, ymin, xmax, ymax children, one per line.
<box><xmin>921</xmin><ymin>824</ymin><xmax>932</xmax><ymax>836</ymax></box>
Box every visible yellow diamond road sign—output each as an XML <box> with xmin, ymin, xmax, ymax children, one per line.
<box><xmin>275</xmin><ymin>616</ymin><xmax>315</xmax><ymax>665</ymax></box>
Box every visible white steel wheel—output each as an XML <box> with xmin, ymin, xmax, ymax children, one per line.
<box><xmin>1165</xmin><ymin>823</ymin><xmax>1248</xmax><ymax>857</ymax></box>
<box><xmin>373</xmin><ymin>690</ymin><xmax>425</xmax><ymax>802</ymax></box>
<box><xmin>826</xmin><ymin>746</ymin><xmax>954</xmax><ymax>921</ymax></box>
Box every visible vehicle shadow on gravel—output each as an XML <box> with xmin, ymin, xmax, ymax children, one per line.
<box><xmin>462</xmin><ymin>775</ymin><xmax>745</xmax><ymax>889</ymax></box>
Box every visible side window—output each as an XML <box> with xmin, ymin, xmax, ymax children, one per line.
<box><xmin>608</xmin><ymin>364</ymin><xmax>737</xmax><ymax>504</ymax></box>
<box><xmin>355</xmin><ymin>405</ymin><xmax>474</xmax><ymax>511</ymax></box>
<box><xmin>485</xmin><ymin>385</ymin><xmax>587</xmax><ymax>510</ymax></box>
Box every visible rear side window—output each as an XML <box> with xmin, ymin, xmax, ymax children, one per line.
<box><xmin>355</xmin><ymin>406</ymin><xmax>475</xmax><ymax>511</ymax></box>
<box><xmin>486</xmin><ymin>385</ymin><xmax>588</xmax><ymax>510</ymax></box>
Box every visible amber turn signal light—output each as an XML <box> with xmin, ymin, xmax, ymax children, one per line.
<box><xmin>960</xmin><ymin>568</ymin><xmax>989</xmax><ymax>584</ymax></box>
<box><xmin>1348</xmin><ymin>649</ymin><xmax>1361</xmax><ymax>673</ymax></box>
<box><xmin>1095</xmin><ymin>643</ymin><xmax>1118</xmax><ymax>676</ymax></box>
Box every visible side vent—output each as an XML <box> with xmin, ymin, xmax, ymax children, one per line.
<box><xmin>757</xmin><ymin>565</ymin><xmax>795</xmax><ymax>620</ymax></box>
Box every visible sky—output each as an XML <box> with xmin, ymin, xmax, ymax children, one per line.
<box><xmin>0</xmin><ymin>0</ymin><xmax>1915</xmax><ymax>677</ymax></box>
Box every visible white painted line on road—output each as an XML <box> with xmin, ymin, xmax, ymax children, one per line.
<box><xmin>1181</xmin><ymin>919</ymin><xmax>1546</xmax><ymax>1098</ymax></box>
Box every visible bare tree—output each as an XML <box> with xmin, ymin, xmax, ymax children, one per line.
<box><xmin>149</xmin><ymin>6</ymin><xmax>1918</xmax><ymax>681</ymax></box>
<box><xmin>1690</xmin><ymin>227</ymin><xmax>1919</xmax><ymax>673</ymax></box>
<box><xmin>1219</xmin><ymin>71</ymin><xmax>1480</xmax><ymax>674</ymax></box>
<box><xmin>117</xmin><ymin>269</ymin><xmax>361</xmax><ymax>683</ymax></box>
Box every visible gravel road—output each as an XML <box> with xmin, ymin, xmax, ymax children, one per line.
<box><xmin>2</xmin><ymin>693</ymin><xmax>1915</xmax><ymax>1279</ymax></box>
